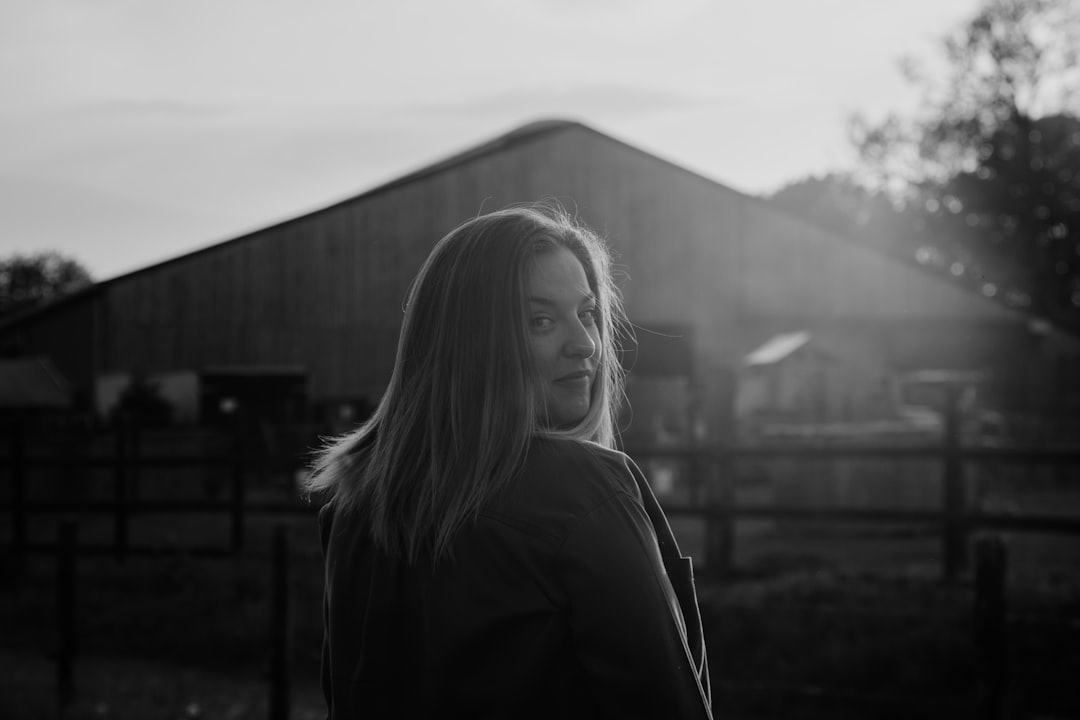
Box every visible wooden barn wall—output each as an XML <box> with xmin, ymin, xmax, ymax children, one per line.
<box><xmin>100</xmin><ymin>125</ymin><xmax>1035</xmax><ymax>408</ymax></box>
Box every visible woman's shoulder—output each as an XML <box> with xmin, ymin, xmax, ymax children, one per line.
<box><xmin>528</xmin><ymin>436</ymin><xmax>634</xmax><ymax>487</ymax></box>
<box><xmin>481</xmin><ymin>437</ymin><xmax>642</xmax><ymax>543</ymax></box>
<box><xmin>541</xmin><ymin>434</ymin><xmax>629</xmax><ymax>467</ymax></box>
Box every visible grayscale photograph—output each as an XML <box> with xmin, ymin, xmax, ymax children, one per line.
<box><xmin>1</xmin><ymin>0</ymin><xmax>1078</xmax><ymax>718</ymax></box>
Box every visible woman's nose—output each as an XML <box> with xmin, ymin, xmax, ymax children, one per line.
<box><xmin>564</xmin><ymin>322</ymin><xmax>596</xmax><ymax>359</ymax></box>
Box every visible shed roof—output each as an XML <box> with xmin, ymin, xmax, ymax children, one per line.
<box><xmin>0</xmin><ymin>356</ymin><xmax>71</xmax><ymax>409</ymax></box>
<box><xmin>744</xmin><ymin>331</ymin><xmax>811</xmax><ymax>366</ymax></box>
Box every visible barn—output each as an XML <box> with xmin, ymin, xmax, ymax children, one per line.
<box><xmin>2</xmin><ymin>119</ymin><xmax>1076</xmax><ymax>444</ymax></box>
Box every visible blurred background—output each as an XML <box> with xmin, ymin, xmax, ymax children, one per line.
<box><xmin>1</xmin><ymin>0</ymin><xmax>1079</xmax><ymax>718</ymax></box>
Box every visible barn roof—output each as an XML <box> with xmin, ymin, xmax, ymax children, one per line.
<box><xmin>0</xmin><ymin>117</ymin><xmax>1060</xmax><ymax>335</ymax></box>
<box><xmin>0</xmin><ymin>120</ymin><xmax>585</xmax><ymax>332</ymax></box>
<box><xmin>744</xmin><ymin>331</ymin><xmax>811</xmax><ymax>366</ymax></box>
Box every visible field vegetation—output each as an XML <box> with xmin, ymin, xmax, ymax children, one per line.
<box><xmin>2</xmin><ymin>509</ymin><xmax>1078</xmax><ymax>720</ymax></box>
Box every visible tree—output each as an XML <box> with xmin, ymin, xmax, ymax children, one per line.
<box><xmin>849</xmin><ymin>0</ymin><xmax>1080</xmax><ymax>330</ymax></box>
<box><xmin>0</xmin><ymin>251</ymin><xmax>93</xmax><ymax>319</ymax></box>
<box><xmin>770</xmin><ymin>173</ymin><xmax>923</xmax><ymax>252</ymax></box>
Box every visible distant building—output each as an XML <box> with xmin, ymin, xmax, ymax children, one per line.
<box><xmin>737</xmin><ymin>330</ymin><xmax>899</xmax><ymax>429</ymax></box>
<box><xmin>1</xmin><ymin>119</ymin><xmax>1076</xmax><ymax>441</ymax></box>
<box><xmin>0</xmin><ymin>356</ymin><xmax>70</xmax><ymax>412</ymax></box>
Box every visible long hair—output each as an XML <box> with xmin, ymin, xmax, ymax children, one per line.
<box><xmin>305</xmin><ymin>202</ymin><xmax>627</xmax><ymax>562</ymax></box>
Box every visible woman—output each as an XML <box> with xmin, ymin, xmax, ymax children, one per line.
<box><xmin>307</xmin><ymin>203</ymin><xmax>712</xmax><ymax>719</ymax></box>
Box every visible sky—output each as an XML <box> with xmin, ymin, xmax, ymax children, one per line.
<box><xmin>0</xmin><ymin>0</ymin><xmax>984</xmax><ymax>281</ymax></box>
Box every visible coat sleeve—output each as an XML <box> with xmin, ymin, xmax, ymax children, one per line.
<box><xmin>558</xmin><ymin>490</ymin><xmax>713</xmax><ymax>719</ymax></box>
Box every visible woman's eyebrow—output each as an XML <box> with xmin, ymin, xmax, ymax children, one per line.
<box><xmin>528</xmin><ymin>293</ymin><xmax>597</xmax><ymax>306</ymax></box>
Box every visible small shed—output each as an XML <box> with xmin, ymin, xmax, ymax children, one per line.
<box><xmin>0</xmin><ymin>356</ymin><xmax>71</xmax><ymax>412</ymax></box>
<box><xmin>736</xmin><ymin>330</ymin><xmax>899</xmax><ymax>430</ymax></box>
<box><xmin>734</xmin><ymin>334</ymin><xmax>945</xmax><ymax>522</ymax></box>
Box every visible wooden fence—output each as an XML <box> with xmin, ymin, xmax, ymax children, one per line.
<box><xmin>4</xmin><ymin>408</ymin><xmax>1080</xmax><ymax>579</ymax></box>
<box><xmin>5</xmin><ymin>418</ymin><xmax>1078</xmax><ymax>720</ymax></box>
<box><xmin>39</xmin><ymin>517</ymin><xmax>1027</xmax><ymax>720</ymax></box>
<box><xmin>2</xmin><ymin>405</ymin><xmax>1080</xmax><ymax>578</ymax></box>
<box><xmin>635</xmin><ymin>439</ymin><xmax>1080</xmax><ymax>580</ymax></box>
<box><xmin>47</xmin><ymin>517</ymin><xmax>296</xmax><ymax>718</ymax></box>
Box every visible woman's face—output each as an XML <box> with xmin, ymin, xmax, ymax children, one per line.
<box><xmin>526</xmin><ymin>247</ymin><xmax>601</xmax><ymax>428</ymax></box>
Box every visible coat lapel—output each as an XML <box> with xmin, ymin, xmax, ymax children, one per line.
<box><xmin>626</xmin><ymin>457</ymin><xmax>711</xmax><ymax>703</ymax></box>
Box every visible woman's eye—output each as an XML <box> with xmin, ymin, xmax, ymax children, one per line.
<box><xmin>580</xmin><ymin>307</ymin><xmax>599</xmax><ymax>324</ymax></box>
<box><xmin>530</xmin><ymin>316</ymin><xmax>554</xmax><ymax>330</ymax></box>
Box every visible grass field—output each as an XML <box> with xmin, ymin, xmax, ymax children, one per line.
<box><xmin>2</xmin><ymin>467</ymin><xmax>1079</xmax><ymax>719</ymax></box>
<box><xmin>2</xmin><ymin>515</ymin><xmax>1078</xmax><ymax>719</ymax></box>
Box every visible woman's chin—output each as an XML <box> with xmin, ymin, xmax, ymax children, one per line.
<box><xmin>543</xmin><ymin>408</ymin><xmax>589</xmax><ymax>430</ymax></box>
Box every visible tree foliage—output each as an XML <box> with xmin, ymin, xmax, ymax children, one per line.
<box><xmin>847</xmin><ymin>0</ymin><xmax>1080</xmax><ymax>330</ymax></box>
<box><xmin>770</xmin><ymin>173</ymin><xmax>979</xmax><ymax>297</ymax></box>
<box><xmin>771</xmin><ymin>173</ymin><xmax>916</xmax><ymax>248</ymax></box>
<box><xmin>0</xmin><ymin>251</ymin><xmax>93</xmax><ymax>319</ymax></box>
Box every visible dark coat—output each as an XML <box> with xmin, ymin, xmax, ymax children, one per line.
<box><xmin>318</xmin><ymin>436</ymin><xmax>713</xmax><ymax>719</ymax></box>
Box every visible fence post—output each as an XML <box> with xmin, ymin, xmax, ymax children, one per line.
<box><xmin>11</xmin><ymin>422</ymin><xmax>27</xmax><ymax>561</ymax></box>
<box><xmin>942</xmin><ymin>384</ymin><xmax>967</xmax><ymax>580</ymax></box>
<box><xmin>974</xmin><ymin>535</ymin><xmax>1008</xmax><ymax>720</ymax></box>
<box><xmin>230</xmin><ymin>459</ymin><xmax>245</xmax><ymax>554</ymax></box>
<box><xmin>269</xmin><ymin>524</ymin><xmax>291</xmax><ymax>720</ymax></box>
<box><xmin>129</xmin><ymin>419</ymin><xmax>142</xmax><ymax>506</ymax></box>
<box><xmin>57</xmin><ymin>520</ymin><xmax>78</xmax><ymax>709</ymax></box>
<box><xmin>113</xmin><ymin>421</ymin><xmax>129</xmax><ymax>562</ymax></box>
<box><xmin>706</xmin><ymin>367</ymin><xmax>738</xmax><ymax>579</ymax></box>
<box><xmin>704</xmin><ymin>447</ymin><xmax>735</xmax><ymax>578</ymax></box>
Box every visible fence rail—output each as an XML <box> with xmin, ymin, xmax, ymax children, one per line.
<box><xmin>4</xmin><ymin>418</ymin><xmax>1080</xmax><ymax>578</ymax></box>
